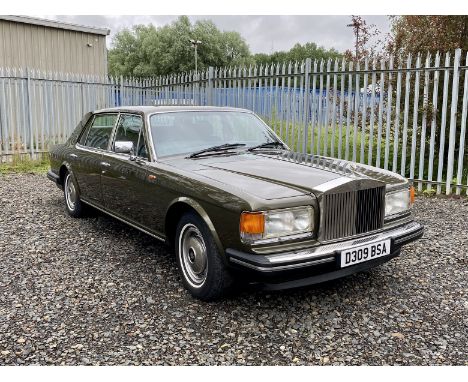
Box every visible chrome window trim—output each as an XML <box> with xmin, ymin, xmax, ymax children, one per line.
<box><xmin>146</xmin><ymin>113</ymin><xmax>159</xmax><ymax>161</ymax></box>
<box><xmin>108</xmin><ymin>112</ymin><xmax>122</xmax><ymax>152</ymax></box>
<box><xmin>75</xmin><ymin>142</ymin><xmax>109</xmax><ymax>155</ymax></box>
<box><xmin>77</xmin><ymin>113</ymin><xmax>96</xmax><ymax>145</ymax></box>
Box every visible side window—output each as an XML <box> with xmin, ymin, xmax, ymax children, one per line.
<box><xmin>83</xmin><ymin>114</ymin><xmax>118</xmax><ymax>149</ymax></box>
<box><xmin>113</xmin><ymin>114</ymin><xmax>148</xmax><ymax>159</ymax></box>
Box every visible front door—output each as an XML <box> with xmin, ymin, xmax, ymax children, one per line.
<box><xmin>73</xmin><ymin>113</ymin><xmax>118</xmax><ymax>204</ymax></box>
<box><xmin>100</xmin><ymin>113</ymin><xmax>152</xmax><ymax>225</ymax></box>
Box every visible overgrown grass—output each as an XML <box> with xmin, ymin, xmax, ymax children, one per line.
<box><xmin>270</xmin><ymin>119</ymin><xmax>401</xmax><ymax>168</ymax></box>
<box><xmin>0</xmin><ymin>154</ymin><xmax>50</xmax><ymax>175</ymax></box>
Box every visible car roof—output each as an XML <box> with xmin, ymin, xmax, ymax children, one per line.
<box><xmin>93</xmin><ymin>105</ymin><xmax>254</xmax><ymax>115</ymax></box>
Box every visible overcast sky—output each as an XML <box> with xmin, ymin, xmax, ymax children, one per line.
<box><xmin>40</xmin><ymin>15</ymin><xmax>391</xmax><ymax>54</ymax></box>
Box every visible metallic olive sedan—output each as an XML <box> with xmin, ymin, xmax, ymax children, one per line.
<box><xmin>47</xmin><ymin>106</ymin><xmax>424</xmax><ymax>300</ymax></box>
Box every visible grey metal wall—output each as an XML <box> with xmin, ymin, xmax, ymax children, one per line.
<box><xmin>0</xmin><ymin>19</ymin><xmax>108</xmax><ymax>76</ymax></box>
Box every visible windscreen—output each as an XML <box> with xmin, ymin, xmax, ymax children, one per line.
<box><xmin>149</xmin><ymin>111</ymin><xmax>279</xmax><ymax>157</ymax></box>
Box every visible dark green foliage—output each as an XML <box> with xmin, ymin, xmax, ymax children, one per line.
<box><xmin>253</xmin><ymin>42</ymin><xmax>343</xmax><ymax>66</ymax></box>
<box><xmin>108</xmin><ymin>16</ymin><xmax>253</xmax><ymax>77</ymax></box>
<box><xmin>108</xmin><ymin>17</ymin><xmax>344</xmax><ymax>76</ymax></box>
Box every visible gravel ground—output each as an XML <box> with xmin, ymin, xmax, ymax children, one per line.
<box><xmin>0</xmin><ymin>173</ymin><xmax>467</xmax><ymax>365</ymax></box>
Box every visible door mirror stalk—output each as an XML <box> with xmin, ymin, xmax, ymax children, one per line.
<box><xmin>129</xmin><ymin>155</ymin><xmax>146</xmax><ymax>165</ymax></box>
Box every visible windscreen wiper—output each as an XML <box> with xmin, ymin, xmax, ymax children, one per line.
<box><xmin>247</xmin><ymin>141</ymin><xmax>286</xmax><ymax>152</ymax></box>
<box><xmin>187</xmin><ymin>143</ymin><xmax>246</xmax><ymax>158</ymax></box>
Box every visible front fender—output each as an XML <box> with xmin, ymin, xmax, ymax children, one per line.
<box><xmin>166</xmin><ymin>196</ymin><xmax>225</xmax><ymax>255</ymax></box>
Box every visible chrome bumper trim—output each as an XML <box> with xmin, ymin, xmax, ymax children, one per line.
<box><xmin>268</xmin><ymin>221</ymin><xmax>421</xmax><ymax>264</ymax></box>
<box><xmin>227</xmin><ymin>221</ymin><xmax>423</xmax><ymax>272</ymax></box>
<box><xmin>230</xmin><ymin>256</ymin><xmax>335</xmax><ymax>272</ymax></box>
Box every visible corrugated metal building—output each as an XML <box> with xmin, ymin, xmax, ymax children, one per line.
<box><xmin>0</xmin><ymin>15</ymin><xmax>110</xmax><ymax>75</ymax></box>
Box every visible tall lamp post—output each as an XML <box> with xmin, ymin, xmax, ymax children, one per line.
<box><xmin>189</xmin><ymin>39</ymin><xmax>202</xmax><ymax>73</ymax></box>
<box><xmin>347</xmin><ymin>19</ymin><xmax>361</xmax><ymax>62</ymax></box>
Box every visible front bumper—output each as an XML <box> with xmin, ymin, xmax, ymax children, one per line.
<box><xmin>226</xmin><ymin>220</ymin><xmax>424</xmax><ymax>290</ymax></box>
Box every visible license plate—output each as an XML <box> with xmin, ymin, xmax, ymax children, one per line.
<box><xmin>340</xmin><ymin>239</ymin><xmax>391</xmax><ymax>268</ymax></box>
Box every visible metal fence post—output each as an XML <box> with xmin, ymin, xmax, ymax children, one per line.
<box><xmin>436</xmin><ymin>52</ymin><xmax>451</xmax><ymax>194</ymax></box>
<box><xmin>26</xmin><ymin>68</ymin><xmax>34</xmax><ymax>158</ymax></box>
<box><xmin>80</xmin><ymin>78</ymin><xmax>85</xmax><ymax>116</ymax></box>
<box><xmin>302</xmin><ymin>58</ymin><xmax>311</xmax><ymax>154</ymax></box>
<box><xmin>207</xmin><ymin>67</ymin><xmax>214</xmax><ymax>106</ymax></box>
<box><xmin>445</xmin><ymin>48</ymin><xmax>461</xmax><ymax>195</ymax></box>
<box><xmin>120</xmin><ymin>75</ymin><xmax>124</xmax><ymax>106</ymax></box>
<box><xmin>456</xmin><ymin>52</ymin><xmax>468</xmax><ymax>196</ymax></box>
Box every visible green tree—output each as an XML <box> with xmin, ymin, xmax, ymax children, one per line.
<box><xmin>253</xmin><ymin>42</ymin><xmax>342</xmax><ymax>66</ymax></box>
<box><xmin>108</xmin><ymin>16</ymin><xmax>252</xmax><ymax>77</ymax></box>
<box><xmin>387</xmin><ymin>16</ymin><xmax>468</xmax><ymax>182</ymax></box>
<box><xmin>344</xmin><ymin>16</ymin><xmax>381</xmax><ymax>62</ymax></box>
<box><xmin>388</xmin><ymin>16</ymin><xmax>468</xmax><ymax>56</ymax></box>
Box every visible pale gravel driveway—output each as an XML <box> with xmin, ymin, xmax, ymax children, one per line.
<box><xmin>0</xmin><ymin>173</ymin><xmax>467</xmax><ymax>365</ymax></box>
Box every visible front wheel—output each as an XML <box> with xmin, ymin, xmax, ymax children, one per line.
<box><xmin>175</xmin><ymin>211</ymin><xmax>234</xmax><ymax>301</ymax></box>
<box><xmin>63</xmin><ymin>171</ymin><xmax>85</xmax><ymax>218</ymax></box>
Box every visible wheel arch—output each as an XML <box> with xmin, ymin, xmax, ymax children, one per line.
<box><xmin>165</xmin><ymin>197</ymin><xmax>224</xmax><ymax>255</ymax></box>
<box><xmin>58</xmin><ymin>162</ymin><xmax>72</xmax><ymax>189</ymax></box>
<box><xmin>59</xmin><ymin>162</ymin><xmax>79</xmax><ymax>193</ymax></box>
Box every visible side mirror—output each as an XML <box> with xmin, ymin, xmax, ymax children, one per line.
<box><xmin>114</xmin><ymin>141</ymin><xmax>134</xmax><ymax>155</ymax></box>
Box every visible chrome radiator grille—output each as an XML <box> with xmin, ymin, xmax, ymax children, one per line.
<box><xmin>321</xmin><ymin>186</ymin><xmax>385</xmax><ymax>241</ymax></box>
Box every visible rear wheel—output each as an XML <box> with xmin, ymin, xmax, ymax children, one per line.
<box><xmin>175</xmin><ymin>211</ymin><xmax>234</xmax><ymax>301</ymax></box>
<box><xmin>63</xmin><ymin>171</ymin><xmax>85</xmax><ymax>218</ymax></box>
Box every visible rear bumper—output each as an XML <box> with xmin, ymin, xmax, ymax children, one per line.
<box><xmin>226</xmin><ymin>220</ymin><xmax>424</xmax><ymax>290</ymax></box>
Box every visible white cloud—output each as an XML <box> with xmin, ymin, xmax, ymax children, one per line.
<box><xmin>38</xmin><ymin>15</ymin><xmax>391</xmax><ymax>54</ymax></box>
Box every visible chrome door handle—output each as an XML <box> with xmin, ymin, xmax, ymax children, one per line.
<box><xmin>69</xmin><ymin>153</ymin><xmax>78</xmax><ymax>158</ymax></box>
<box><xmin>100</xmin><ymin>162</ymin><xmax>111</xmax><ymax>167</ymax></box>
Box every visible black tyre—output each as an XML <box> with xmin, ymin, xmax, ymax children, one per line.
<box><xmin>175</xmin><ymin>211</ymin><xmax>234</xmax><ymax>301</ymax></box>
<box><xmin>63</xmin><ymin>170</ymin><xmax>85</xmax><ymax>218</ymax></box>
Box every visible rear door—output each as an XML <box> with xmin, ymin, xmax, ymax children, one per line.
<box><xmin>100</xmin><ymin>113</ymin><xmax>151</xmax><ymax>225</ymax></box>
<box><xmin>74</xmin><ymin>113</ymin><xmax>119</xmax><ymax>204</ymax></box>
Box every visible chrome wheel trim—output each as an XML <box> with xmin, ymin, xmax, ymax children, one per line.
<box><xmin>64</xmin><ymin>173</ymin><xmax>77</xmax><ymax>211</ymax></box>
<box><xmin>178</xmin><ymin>223</ymin><xmax>208</xmax><ymax>289</ymax></box>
